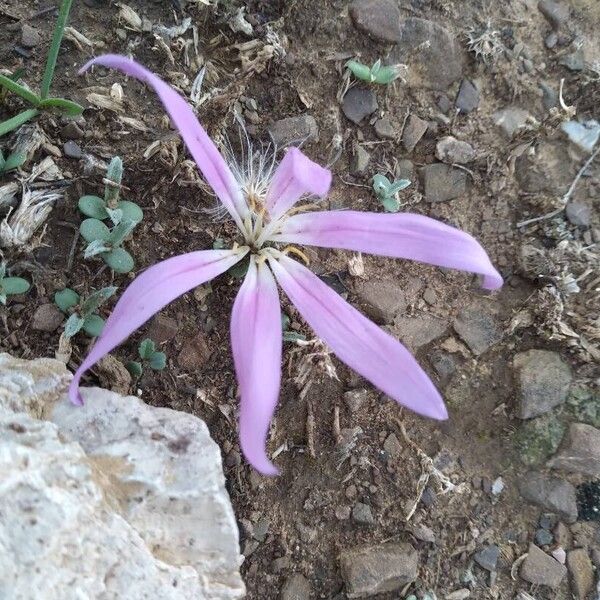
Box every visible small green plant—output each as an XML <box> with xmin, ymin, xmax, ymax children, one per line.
<box><xmin>372</xmin><ymin>174</ymin><xmax>411</xmax><ymax>212</ymax></box>
<box><xmin>0</xmin><ymin>262</ymin><xmax>30</xmax><ymax>304</ymax></box>
<box><xmin>0</xmin><ymin>0</ymin><xmax>83</xmax><ymax>137</ymax></box>
<box><xmin>281</xmin><ymin>313</ymin><xmax>306</xmax><ymax>343</ymax></box>
<box><xmin>0</xmin><ymin>146</ymin><xmax>27</xmax><ymax>174</ymax></box>
<box><xmin>126</xmin><ymin>338</ymin><xmax>167</xmax><ymax>377</ymax></box>
<box><xmin>346</xmin><ymin>59</ymin><xmax>405</xmax><ymax>85</ymax></box>
<box><xmin>54</xmin><ymin>286</ymin><xmax>117</xmax><ymax>338</ymax></box>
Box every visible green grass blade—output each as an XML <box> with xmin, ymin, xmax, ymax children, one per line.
<box><xmin>0</xmin><ymin>108</ymin><xmax>39</xmax><ymax>138</ymax></box>
<box><xmin>0</xmin><ymin>74</ymin><xmax>40</xmax><ymax>106</ymax></box>
<box><xmin>40</xmin><ymin>0</ymin><xmax>74</xmax><ymax>99</ymax></box>
<box><xmin>39</xmin><ymin>97</ymin><xmax>84</xmax><ymax>116</ymax></box>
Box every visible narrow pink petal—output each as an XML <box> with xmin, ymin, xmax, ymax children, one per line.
<box><xmin>264</xmin><ymin>147</ymin><xmax>332</xmax><ymax>221</ymax></box>
<box><xmin>270</xmin><ymin>211</ymin><xmax>503</xmax><ymax>290</ymax></box>
<box><xmin>231</xmin><ymin>258</ymin><xmax>282</xmax><ymax>475</ymax></box>
<box><xmin>69</xmin><ymin>249</ymin><xmax>247</xmax><ymax>406</ymax></box>
<box><xmin>268</xmin><ymin>253</ymin><xmax>447</xmax><ymax>420</ymax></box>
<box><xmin>79</xmin><ymin>55</ymin><xmax>248</xmax><ymax>228</ymax></box>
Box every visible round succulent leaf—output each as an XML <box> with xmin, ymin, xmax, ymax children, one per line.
<box><xmin>126</xmin><ymin>361</ymin><xmax>143</xmax><ymax>378</ymax></box>
<box><xmin>54</xmin><ymin>288</ymin><xmax>80</xmax><ymax>312</ymax></box>
<box><xmin>80</xmin><ymin>218</ymin><xmax>111</xmax><ymax>243</ymax></box>
<box><xmin>78</xmin><ymin>195</ymin><xmax>108</xmax><ymax>219</ymax></box>
<box><xmin>103</xmin><ymin>247</ymin><xmax>134</xmax><ymax>273</ymax></box>
<box><xmin>117</xmin><ymin>201</ymin><xmax>143</xmax><ymax>224</ymax></box>
<box><xmin>148</xmin><ymin>351</ymin><xmax>167</xmax><ymax>370</ymax></box>
<box><xmin>2</xmin><ymin>276</ymin><xmax>30</xmax><ymax>295</ymax></box>
<box><xmin>64</xmin><ymin>313</ymin><xmax>85</xmax><ymax>338</ymax></box>
<box><xmin>346</xmin><ymin>60</ymin><xmax>372</xmax><ymax>82</ymax></box>
<box><xmin>372</xmin><ymin>174</ymin><xmax>392</xmax><ymax>197</ymax></box>
<box><xmin>138</xmin><ymin>338</ymin><xmax>156</xmax><ymax>360</ymax></box>
<box><xmin>83</xmin><ymin>314</ymin><xmax>105</xmax><ymax>338</ymax></box>
<box><xmin>381</xmin><ymin>196</ymin><xmax>400</xmax><ymax>212</ymax></box>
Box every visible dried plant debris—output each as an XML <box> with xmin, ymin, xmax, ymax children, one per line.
<box><xmin>465</xmin><ymin>20</ymin><xmax>504</xmax><ymax>63</ymax></box>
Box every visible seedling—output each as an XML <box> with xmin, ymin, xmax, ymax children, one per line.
<box><xmin>80</xmin><ymin>218</ymin><xmax>137</xmax><ymax>273</ymax></box>
<box><xmin>0</xmin><ymin>0</ymin><xmax>84</xmax><ymax>137</ymax></box>
<box><xmin>78</xmin><ymin>157</ymin><xmax>143</xmax><ymax>225</ymax></box>
<box><xmin>372</xmin><ymin>174</ymin><xmax>411</xmax><ymax>212</ymax></box>
<box><xmin>126</xmin><ymin>338</ymin><xmax>167</xmax><ymax>377</ymax></box>
<box><xmin>281</xmin><ymin>313</ymin><xmax>306</xmax><ymax>343</ymax></box>
<box><xmin>346</xmin><ymin>59</ymin><xmax>405</xmax><ymax>85</ymax></box>
<box><xmin>54</xmin><ymin>286</ymin><xmax>117</xmax><ymax>338</ymax></box>
<box><xmin>0</xmin><ymin>147</ymin><xmax>27</xmax><ymax>174</ymax></box>
<box><xmin>0</xmin><ymin>262</ymin><xmax>30</xmax><ymax>304</ymax></box>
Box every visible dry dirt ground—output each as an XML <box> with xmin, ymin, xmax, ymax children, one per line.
<box><xmin>1</xmin><ymin>0</ymin><xmax>600</xmax><ymax>598</ymax></box>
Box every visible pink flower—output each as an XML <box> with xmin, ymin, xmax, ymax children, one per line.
<box><xmin>71</xmin><ymin>55</ymin><xmax>503</xmax><ymax>475</ymax></box>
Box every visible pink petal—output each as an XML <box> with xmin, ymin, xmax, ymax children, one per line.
<box><xmin>231</xmin><ymin>258</ymin><xmax>282</xmax><ymax>475</ymax></box>
<box><xmin>268</xmin><ymin>253</ymin><xmax>447</xmax><ymax>420</ymax></box>
<box><xmin>271</xmin><ymin>211</ymin><xmax>503</xmax><ymax>290</ymax></box>
<box><xmin>264</xmin><ymin>147</ymin><xmax>332</xmax><ymax>221</ymax></box>
<box><xmin>69</xmin><ymin>249</ymin><xmax>247</xmax><ymax>406</ymax></box>
<box><xmin>79</xmin><ymin>55</ymin><xmax>248</xmax><ymax>228</ymax></box>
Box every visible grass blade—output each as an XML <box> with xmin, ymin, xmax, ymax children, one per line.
<box><xmin>40</xmin><ymin>0</ymin><xmax>74</xmax><ymax>99</ymax></box>
<box><xmin>0</xmin><ymin>108</ymin><xmax>39</xmax><ymax>137</ymax></box>
<box><xmin>0</xmin><ymin>73</ymin><xmax>40</xmax><ymax>106</ymax></box>
<box><xmin>39</xmin><ymin>97</ymin><xmax>84</xmax><ymax>116</ymax></box>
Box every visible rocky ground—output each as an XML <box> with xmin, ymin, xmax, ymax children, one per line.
<box><xmin>1</xmin><ymin>0</ymin><xmax>599</xmax><ymax>598</ymax></box>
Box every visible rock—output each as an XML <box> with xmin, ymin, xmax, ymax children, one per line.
<box><xmin>344</xmin><ymin>389</ymin><xmax>368</xmax><ymax>413</ymax></box>
<box><xmin>352</xmin><ymin>145</ymin><xmax>371</xmax><ymax>175</ymax></box>
<box><xmin>455</xmin><ymin>79</ymin><xmax>480</xmax><ymax>114</ymax></box>
<box><xmin>383</xmin><ymin>433</ymin><xmax>402</xmax><ymax>458</ymax></box>
<box><xmin>394</xmin><ymin>315</ymin><xmax>448</xmax><ymax>352</ymax></box>
<box><xmin>177</xmin><ymin>332</ymin><xmax>212</xmax><ymax>370</ymax></box>
<box><xmin>566</xmin><ymin>200</ymin><xmax>592</xmax><ymax>228</ymax></box>
<box><xmin>549</xmin><ymin>423</ymin><xmax>600</xmax><ymax>477</ymax></box>
<box><xmin>96</xmin><ymin>354</ymin><xmax>132</xmax><ymax>395</ymax></box>
<box><xmin>474</xmin><ymin>545</ymin><xmax>500</xmax><ymax>571</ymax></box>
<box><xmin>21</xmin><ymin>24</ymin><xmax>41</xmax><ymax>47</ymax></box>
<box><xmin>519</xmin><ymin>472</ymin><xmax>577</xmax><ymax>523</ymax></box>
<box><xmin>352</xmin><ymin>502</ymin><xmax>375</xmax><ymax>525</ymax></box>
<box><xmin>268</xmin><ymin>115</ymin><xmax>318</xmax><ymax>146</ymax></box>
<box><xmin>436</xmin><ymin>136</ymin><xmax>476</xmax><ymax>164</ymax></box>
<box><xmin>545</xmin><ymin>31</ymin><xmax>559</xmax><ymax>48</ymax></box>
<box><xmin>430</xmin><ymin>350</ymin><xmax>457</xmax><ymax>380</ymax></box>
<box><xmin>388</xmin><ymin>19</ymin><xmax>463</xmax><ymax>90</ymax></box>
<box><xmin>422</xmin><ymin>286</ymin><xmax>437</xmax><ymax>305</ymax></box>
<box><xmin>552</xmin><ymin>547</ymin><xmax>567</xmax><ymax>564</ymax></box>
<box><xmin>342</xmin><ymin>88</ymin><xmax>378</xmax><ymax>125</ymax></box>
<box><xmin>60</xmin><ymin>121</ymin><xmax>85</xmax><ymax>140</ymax></box>
<box><xmin>559</xmin><ymin>47</ymin><xmax>585</xmax><ymax>71</ymax></box>
<box><xmin>562</xmin><ymin>119</ymin><xmax>600</xmax><ymax>153</ymax></box>
<box><xmin>514</xmin><ymin>350</ymin><xmax>572</xmax><ymax>419</ymax></box>
<box><xmin>493</xmin><ymin>107</ymin><xmax>531</xmax><ymax>138</ymax></box>
<box><xmin>402</xmin><ymin>114</ymin><xmax>429</xmax><ymax>152</ymax></box>
<box><xmin>349</xmin><ymin>0</ymin><xmax>402</xmax><ymax>43</ymax></box>
<box><xmin>538</xmin><ymin>0</ymin><xmax>570</xmax><ymax>29</ymax></box>
<box><xmin>567</xmin><ymin>549</ymin><xmax>594</xmax><ymax>599</ymax></box>
<box><xmin>409</xmin><ymin>523</ymin><xmax>435</xmax><ymax>543</ymax></box>
<box><xmin>397</xmin><ymin>159</ymin><xmax>415</xmax><ymax>181</ymax></box>
<box><xmin>540</xmin><ymin>82</ymin><xmax>559</xmax><ymax>110</ymax></box>
<box><xmin>515</xmin><ymin>141</ymin><xmax>576</xmax><ymax>194</ymax></box>
<box><xmin>554</xmin><ymin>522</ymin><xmax>573</xmax><ymax>548</ymax></box>
<box><xmin>535</xmin><ymin>529</ymin><xmax>554</xmax><ymax>546</ymax></box>
<box><xmin>31</xmin><ymin>303</ymin><xmax>64</xmax><ymax>332</ymax></box>
<box><xmin>147</xmin><ymin>314</ymin><xmax>180</xmax><ymax>344</ymax></box>
<box><xmin>513</xmin><ymin>413</ymin><xmax>566</xmax><ymax>466</ymax></box>
<box><xmin>281</xmin><ymin>573</ymin><xmax>311</xmax><ymax>600</ymax></box>
<box><xmin>420</xmin><ymin>163</ymin><xmax>467</xmax><ymax>202</ymax></box>
<box><xmin>340</xmin><ymin>543</ymin><xmax>418</xmax><ymax>598</ymax></box>
<box><xmin>354</xmin><ymin>279</ymin><xmax>406</xmax><ymax>324</ymax></box>
<box><xmin>63</xmin><ymin>140</ymin><xmax>83</xmax><ymax>159</ymax></box>
<box><xmin>374</xmin><ymin>118</ymin><xmax>396</xmax><ymax>140</ymax></box>
<box><xmin>520</xmin><ymin>544</ymin><xmax>567</xmax><ymax>588</ymax></box>
<box><xmin>453</xmin><ymin>306</ymin><xmax>501</xmax><ymax>356</ymax></box>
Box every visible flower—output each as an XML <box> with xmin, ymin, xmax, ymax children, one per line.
<box><xmin>70</xmin><ymin>55</ymin><xmax>503</xmax><ymax>475</ymax></box>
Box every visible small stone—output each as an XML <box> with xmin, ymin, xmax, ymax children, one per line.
<box><xmin>535</xmin><ymin>529</ymin><xmax>554</xmax><ymax>546</ymax></box>
<box><xmin>402</xmin><ymin>114</ymin><xmax>429</xmax><ymax>153</ymax></box>
<box><xmin>554</xmin><ymin>522</ymin><xmax>572</xmax><ymax>548</ymax></box>
<box><xmin>374</xmin><ymin>118</ymin><xmax>396</xmax><ymax>140</ymax></box>
<box><xmin>344</xmin><ymin>389</ymin><xmax>368</xmax><ymax>414</ymax></box>
<box><xmin>60</xmin><ymin>122</ymin><xmax>85</xmax><ymax>140</ymax></box>
<box><xmin>339</xmin><ymin>543</ymin><xmax>418</xmax><ymax>598</ymax></box>
<box><xmin>297</xmin><ymin>523</ymin><xmax>317</xmax><ymax>544</ymax></box>
<box><xmin>539</xmin><ymin>513</ymin><xmax>558</xmax><ymax>530</ymax></box>
<box><xmin>436</xmin><ymin>136</ymin><xmax>476</xmax><ymax>164</ymax></box>
<box><xmin>409</xmin><ymin>523</ymin><xmax>435</xmax><ymax>543</ymax></box>
<box><xmin>520</xmin><ymin>544</ymin><xmax>567</xmax><ymax>588</ymax></box>
<box><xmin>565</xmin><ymin>200</ymin><xmax>592</xmax><ymax>228</ymax></box>
<box><xmin>453</xmin><ymin>307</ymin><xmax>501</xmax><ymax>356</ymax></box>
<box><xmin>96</xmin><ymin>355</ymin><xmax>131</xmax><ymax>395</ymax></box>
<box><xmin>354</xmin><ymin>279</ymin><xmax>406</xmax><ymax>324</ymax></box>
<box><xmin>146</xmin><ymin>314</ymin><xmax>179</xmax><ymax>345</ymax></box>
<box><xmin>474</xmin><ymin>545</ymin><xmax>499</xmax><ymax>571</ymax></box>
<box><xmin>518</xmin><ymin>472</ymin><xmax>577</xmax><ymax>523</ymax></box>
<box><xmin>552</xmin><ymin>547</ymin><xmax>567</xmax><ymax>564</ymax></box>
<box><xmin>423</xmin><ymin>287</ymin><xmax>437</xmax><ymax>305</ymax></box>
<box><xmin>397</xmin><ymin>159</ymin><xmax>415</xmax><ymax>181</ymax></box>
<box><xmin>336</xmin><ymin>505</ymin><xmax>352</xmax><ymax>520</ymax></box>
<box><xmin>177</xmin><ymin>333</ymin><xmax>211</xmax><ymax>371</ymax></box>
<box><xmin>383</xmin><ymin>433</ymin><xmax>402</xmax><ymax>458</ymax></box>
<box><xmin>225</xmin><ymin>449</ymin><xmax>241</xmax><ymax>468</ymax></box>
<box><xmin>549</xmin><ymin>423</ymin><xmax>600</xmax><ymax>477</ymax></box>
<box><xmin>514</xmin><ymin>350</ymin><xmax>572</xmax><ymax>419</ymax></box>
<box><xmin>437</xmin><ymin>94</ymin><xmax>452</xmax><ymax>114</ymax></box>
<box><xmin>559</xmin><ymin>48</ymin><xmax>585</xmax><ymax>72</ymax></box>
<box><xmin>342</xmin><ymin>87</ymin><xmax>378</xmax><ymax>125</ymax></box>
<box><xmin>352</xmin><ymin>145</ymin><xmax>370</xmax><ymax>175</ymax></box>
<box><xmin>420</xmin><ymin>163</ymin><xmax>467</xmax><ymax>203</ymax></box>
<box><xmin>421</xmin><ymin>486</ymin><xmax>437</xmax><ymax>507</ymax></box>
<box><xmin>430</xmin><ymin>350</ymin><xmax>457</xmax><ymax>380</ymax></box>
<box><xmin>455</xmin><ymin>79</ymin><xmax>480</xmax><ymax>114</ymax></box>
<box><xmin>493</xmin><ymin>107</ymin><xmax>531</xmax><ymax>138</ymax></box>
<box><xmin>515</xmin><ymin>141</ymin><xmax>576</xmax><ymax>194</ymax></box>
<box><xmin>538</xmin><ymin>0</ymin><xmax>570</xmax><ymax>29</ymax></box>
<box><xmin>31</xmin><ymin>304</ymin><xmax>64</xmax><ymax>332</ymax></box>
<box><xmin>268</xmin><ymin>115</ymin><xmax>318</xmax><ymax>146</ymax></box>
<box><xmin>352</xmin><ymin>502</ymin><xmax>375</xmax><ymax>525</ymax></box>
<box><xmin>63</xmin><ymin>141</ymin><xmax>83</xmax><ymax>159</ymax></box>
<box><xmin>21</xmin><ymin>24</ymin><xmax>41</xmax><ymax>47</ymax></box>
<box><xmin>567</xmin><ymin>549</ymin><xmax>594</xmax><ymax>600</ymax></box>
<box><xmin>540</xmin><ymin>82</ymin><xmax>559</xmax><ymax>110</ymax></box>
<box><xmin>349</xmin><ymin>0</ymin><xmax>402</xmax><ymax>43</ymax></box>
<box><xmin>281</xmin><ymin>573</ymin><xmax>311</xmax><ymax>600</ymax></box>
<box><xmin>394</xmin><ymin>315</ymin><xmax>448</xmax><ymax>352</ymax></box>
<box><xmin>272</xmin><ymin>556</ymin><xmax>290</xmax><ymax>573</ymax></box>
<box><xmin>545</xmin><ymin>31</ymin><xmax>558</xmax><ymax>48</ymax></box>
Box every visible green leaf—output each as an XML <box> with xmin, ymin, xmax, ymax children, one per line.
<box><xmin>372</xmin><ymin>174</ymin><xmax>392</xmax><ymax>198</ymax></box>
<box><xmin>83</xmin><ymin>314</ymin><xmax>105</xmax><ymax>337</ymax></box>
<box><xmin>106</xmin><ymin>207</ymin><xmax>123</xmax><ymax>225</ymax></box>
<box><xmin>283</xmin><ymin>331</ymin><xmax>307</xmax><ymax>343</ymax></box>
<box><xmin>64</xmin><ymin>313</ymin><xmax>85</xmax><ymax>338</ymax></box>
<box><xmin>0</xmin><ymin>292</ymin><xmax>6</xmax><ymax>305</ymax></box>
<box><xmin>2</xmin><ymin>276</ymin><xmax>30</xmax><ymax>295</ymax></box>
<box><xmin>281</xmin><ymin>313</ymin><xmax>291</xmax><ymax>331</ymax></box>
<box><xmin>40</xmin><ymin>0</ymin><xmax>74</xmax><ymax>99</ymax></box>
<box><xmin>105</xmin><ymin>156</ymin><xmax>123</xmax><ymax>207</ymax></box>
<box><xmin>0</xmin><ymin>262</ymin><xmax>6</xmax><ymax>279</ymax></box>
<box><xmin>81</xmin><ymin>286</ymin><xmax>117</xmax><ymax>316</ymax></box>
<box><xmin>84</xmin><ymin>239</ymin><xmax>110</xmax><ymax>258</ymax></box>
<box><xmin>381</xmin><ymin>196</ymin><xmax>400</xmax><ymax>212</ymax></box>
<box><xmin>79</xmin><ymin>195</ymin><xmax>109</xmax><ymax>219</ymax></box>
<box><xmin>373</xmin><ymin>64</ymin><xmax>403</xmax><ymax>85</ymax></box>
<box><xmin>229</xmin><ymin>254</ymin><xmax>250</xmax><ymax>279</ymax></box>
<box><xmin>388</xmin><ymin>179</ymin><xmax>411</xmax><ymax>194</ymax></box>
<box><xmin>39</xmin><ymin>97</ymin><xmax>84</xmax><ymax>116</ymax></box>
<box><xmin>117</xmin><ymin>201</ymin><xmax>143</xmax><ymax>224</ymax></box>
<box><xmin>346</xmin><ymin>60</ymin><xmax>373</xmax><ymax>82</ymax></box>
<box><xmin>148</xmin><ymin>352</ymin><xmax>167</xmax><ymax>370</ymax></box>
<box><xmin>108</xmin><ymin>218</ymin><xmax>136</xmax><ymax>247</ymax></box>
<box><xmin>139</xmin><ymin>338</ymin><xmax>156</xmax><ymax>360</ymax></box>
<box><xmin>0</xmin><ymin>108</ymin><xmax>39</xmax><ymax>138</ymax></box>
<box><xmin>126</xmin><ymin>361</ymin><xmax>143</xmax><ymax>377</ymax></box>
<box><xmin>213</xmin><ymin>238</ymin><xmax>226</xmax><ymax>250</ymax></box>
<box><xmin>103</xmin><ymin>248</ymin><xmax>134</xmax><ymax>273</ymax></box>
<box><xmin>0</xmin><ymin>73</ymin><xmax>40</xmax><ymax>106</ymax></box>
<box><xmin>3</xmin><ymin>152</ymin><xmax>26</xmax><ymax>172</ymax></box>
<box><xmin>0</xmin><ymin>149</ymin><xmax>4</xmax><ymax>171</ymax></box>
<box><xmin>54</xmin><ymin>288</ymin><xmax>80</xmax><ymax>312</ymax></box>
<box><xmin>80</xmin><ymin>218</ymin><xmax>111</xmax><ymax>243</ymax></box>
